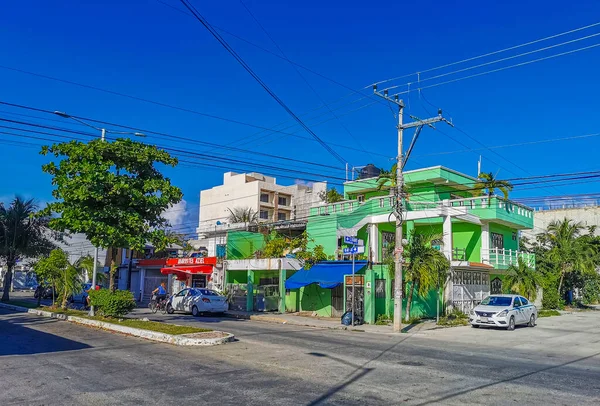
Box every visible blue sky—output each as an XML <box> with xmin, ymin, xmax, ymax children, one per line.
<box><xmin>2</xmin><ymin>0</ymin><xmax>600</xmax><ymax>235</ymax></box>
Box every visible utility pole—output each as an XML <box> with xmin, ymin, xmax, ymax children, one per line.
<box><xmin>373</xmin><ymin>86</ymin><xmax>452</xmax><ymax>333</ymax></box>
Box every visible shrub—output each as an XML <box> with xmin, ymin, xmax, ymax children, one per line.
<box><xmin>541</xmin><ymin>287</ymin><xmax>563</xmax><ymax>310</ymax></box>
<box><xmin>88</xmin><ymin>289</ymin><xmax>136</xmax><ymax>317</ymax></box>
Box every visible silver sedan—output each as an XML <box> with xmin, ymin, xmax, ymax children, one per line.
<box><xmin>469</xmin><ymin>294</ymin><xmax>538</xmax><ymax>331</ymax></box>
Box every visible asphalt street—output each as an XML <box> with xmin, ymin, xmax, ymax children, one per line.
<box><xmin>2</xmin><ymin>304</ymin><xmax>600</xmax><ymax>405</ymax></box>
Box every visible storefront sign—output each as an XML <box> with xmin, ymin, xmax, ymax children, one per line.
<box><xmin>166</xmin><ymin>257</ymin><xmax>217</xmax><ymax>266</ymax></box>
<box><xmin>345</xmin><ymin>275</ymin><xmax>364</xmax><ymax>286</ymax></box>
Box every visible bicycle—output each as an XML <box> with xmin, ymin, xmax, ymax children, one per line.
<box><xmin>149</xmin><ymin>295</ymin><xmax>168</xmax><ymax>314</ymax></box>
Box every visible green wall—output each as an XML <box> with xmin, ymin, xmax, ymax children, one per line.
<box><xmin>299</xmin><ymin>284</ymin><xmax>333</xmax><ymax>317</ymax></box>
<box><xmin>226</xmin><ymin>231</ymin><xmax>266</xmax><ymax>259</ymax></box>
<box><xmin>453</xmin><ymin>222</ymin><xmax>482</xmax><ymax>262</ymax></box>
<box><xmin>490</xmin><ymin>223</ymin><xmax>519</xmax><ymax>251</ymax></box>
<box><xmin>227</xmin><ymin>270</ymin><xmax>248</xmax><ymax>284</ymax></box>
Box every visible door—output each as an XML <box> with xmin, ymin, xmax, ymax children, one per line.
<box><xmin>191</xmin><ymin>274</ymin><xmax>206</xmax><ymax>288</ymax></box>
<box><xmin>345</xmin><ymin>285</ymin><xmax>364</xmax><ymax>321</ymax></box>
<box><xmin>512</xmin><ymin>297</ymin><xmax>525</xmax><ymax>324</ymax></box>
<box><xmin>331</xmin><ymin>285</ymin><xmax>344</xmax><ymax>317</ymax></box>
<box><xmin>172</xmin><ymin>289</ymin><xmax>188</xmax><ymax>311</ymax></box>
<box><xmin>519</xmin><ymin>297</ymin><xmax>533</xmax><ymax>321</ymax></box>
<box><xmin>491</xmin><ymin>277</ymin><xmax>502</xmax><ymax>294</ymax></box>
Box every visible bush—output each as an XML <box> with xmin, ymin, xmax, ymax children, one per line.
<box><xmin>541</xmin><ymin>287</ymin><xmax>563</xmax><ymax>310</ymax></box>
<box><xmin>88</xmin><ymin>289</ymin><xmax>136</xmax><ymax>317</ymax></box>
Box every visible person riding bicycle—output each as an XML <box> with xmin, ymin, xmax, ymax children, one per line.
<box><xmin>152</xmin><ymin>282</ymin><xmax>168</xmax><ymax>305</ymax></box>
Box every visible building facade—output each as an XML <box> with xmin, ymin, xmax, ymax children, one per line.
<box><xmin>294</xmin><ymin>166</ymin><xmax>536</xmax><ymax>322</ymax></box>
<box><xmin>194</xmin><ymin>172</ymin><xmax>326</xmax><ymax>256</ymax></box>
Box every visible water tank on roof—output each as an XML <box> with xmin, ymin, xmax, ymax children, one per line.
<box><xmin>359</xmin><ymin>164</ymin><xmax>381</xmax><ymax>179</ymax></box>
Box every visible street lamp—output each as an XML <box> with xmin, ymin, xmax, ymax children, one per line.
<box><xmin>54</xmin><ymin>111</ymin><xmax>145</xmax><ymax>315</ymax></box>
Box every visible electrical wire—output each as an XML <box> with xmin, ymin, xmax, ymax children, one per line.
<box><xmin>381</xmin><ymin>31</ymin><xmax>600</xmax><ymax>92</ymax></box>
<box><xmin>178</xmin><ymin>0</ymin><xmax>348</xmax><ymax>165</ymax></box>
<box><xmin>370</xmin><ymin>21</ymin><xmax>600</xmax><ymax>87</ymax></box>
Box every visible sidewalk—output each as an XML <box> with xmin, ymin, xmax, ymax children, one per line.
<box><xmin>224</xmin><ymin>310</ymin><xmax>438</xmax><ymax>334</ymax></box>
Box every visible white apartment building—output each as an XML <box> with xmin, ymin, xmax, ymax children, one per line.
<box><xmin>193</xmin><ymin>172</ymin><xmax>327</xmax><ymax>256</ymax></box>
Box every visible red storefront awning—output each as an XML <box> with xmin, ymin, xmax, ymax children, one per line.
<box><xmin>160</xmin><ymin>265</ymin><xmax>214</xmax><ymax>281</ymax></box>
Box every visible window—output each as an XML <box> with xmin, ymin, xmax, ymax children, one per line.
<box><xmin>379</xmin><ymin>198</ymin><xmax>384</xmax><ymax>208</ymax></box>
<box><xmin>277</xmin><ymin>212</ymin><xmax>287</xmax><ymax>221</ymax></box>
<box><xmin>278</xmin><ymin>196</ymin><xmax>288</xmax><ymax>206</ymax></box>
<box><xmin>260</xmin><ymin>193</ymin><xmax>269</xmax><ymax>203</ymax></box>
<box><xmin>512</xmin><ymin>232</ymin><xmax>518</xmax><ymax>241</ymax></box>
<box><xmin>357</xmin><ymin>194</ymin><xmax>365</xmax><ymax>203</ymax></box>
<box><xmin>491</xmin><ymin>232</ymin><xmax>504</xmax><ymax>249</ymax></box>
<box><xmin>513</xmin><ymin>297</ymin><xmax>522</xmax><ymax>307</ymax></box>
<box><xmin>520</xmin><ymin>297</ymin><xmax>529</xmax><ymax>305</ymax></box>
<box><xmin>375</xmin><ymin>279</ymin><xmax>386</xmax><ymax>298</ymax></box>
<box><xmin>259</xmin><ymin>210</ymin><xmax>269</xmax><ymax>220</ymax></box>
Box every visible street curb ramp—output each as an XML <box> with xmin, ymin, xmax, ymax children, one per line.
<box><xmin>0</xmin><ymin>302</ymin><xmax>234</xmax><ymax>346</ymax></box>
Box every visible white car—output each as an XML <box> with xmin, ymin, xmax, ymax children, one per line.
<box><xmin>167</xmin><ymin>288</ymin><xmax>228</xmax><ymax>317</ymax></box>
<box><xmin>469</xmin><ymin>294</ymin><xmax>537</xmax><ymax>331</ymax></box>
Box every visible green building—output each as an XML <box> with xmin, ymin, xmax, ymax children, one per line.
<box><xmin>295</xmin><ymin>165</ymin><xmax>536</xmax><ymax>323</ymax></box>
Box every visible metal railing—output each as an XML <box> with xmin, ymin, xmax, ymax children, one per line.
<box><xmin>482</xmin><ymin>248</ymin><xmax>536</xmax><ymax>268</ymax></box>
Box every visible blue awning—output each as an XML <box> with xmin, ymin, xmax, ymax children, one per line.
<box><xmin>285</xmin><ymin>261</ymin><xmax>368</xmax><ymax>289</ymax></box>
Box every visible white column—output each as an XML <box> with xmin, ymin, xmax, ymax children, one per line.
<box><xmin>443</xmin><ymin>215</ymin><xmax>452</xmax><ymax>261</ymax></box>
<box><xmin>481</xmin><ymin>222</ymin><xmax>490</xmax><ymax>264</ymax></box>
<box><xmin>369</xmin><ymin>223</ymin><xmax>379</xmax><ymax>263</ymax></box>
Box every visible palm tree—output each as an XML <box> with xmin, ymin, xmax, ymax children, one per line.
<box><xmin>474</xmin><ymin>172</ymin><xmax>513</xmax><ymax>201</ymax></box>
<box><xmin>227</xmin><ymin>207</ymin><xmax>258</xmax><ymax>224</ymax></box>
<box><xmin>543</xmin><ymin>218</ymin><xmax>595</xmax><ymax>295</ymax></box>
<box><xmin>403</xmin><ymin>232</ymin><xmax>450</xmax><ymax>321</ymax></box>
<box><xmin>376</xmin><ymin>164</ymin><xmax>397</xmax><ymax>192</ymax></box>
<box><xmin>504</xmin><ymin>258</ymin><xmax>543</xmax><ymax>300</ymax></box>
<box><xmin>0</xmin><ymin>197</ymin><xmax>55</xmax><ymax>302</ymax></box>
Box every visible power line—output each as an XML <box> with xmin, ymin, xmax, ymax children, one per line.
<box><xmin>381</xmin><ymin>31</ymin><xmax>600</xmax><ymax>92</ymax></box>
<box><xmin>371</xmin><ymin>21</ymin><xmax>600</xmax><ymax>87</ymax></box>
<box><xmin>178</xmin><ymin>0</ymin><xmax>348</xmax><ymax>165</ymax></box>
<box><xmin>237</xmin><ymin>0</ymin><xmax>376</xmax><ymax>162</ymax></box>
<box><xmin>413</xmin><ymin>131</ymin><xmax>600</xmax><ymax>157</ymax></box>
<box><xmin>389</xmin><ymin>42</ymin><xmax>600</xmax><ymax>97</ymax></box>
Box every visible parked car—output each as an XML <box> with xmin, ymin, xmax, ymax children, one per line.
<box><xmin>469</xmin><ymin>294</ymin><xmax>537</xmax><ymax>331</ymax></box>
<box><xmin>70</xmin><ymin>283</ymin><xmax>101</xmax><ymax>304</ymax></box>
<box><xmin>167</xmin><ymin>288</ymin><xmax>228</xmax><ymax>316</ymax></box>
<box><xmin>34</xmin><ymin>285</ymin><xmax>56</xmax><ymax>300</ymax></box>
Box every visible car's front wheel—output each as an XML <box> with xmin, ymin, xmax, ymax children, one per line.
<box><xmin>507</xmin><ymin>316</ymin><xmax>516</xmax><ymax>331</ymax></box>
<box><xmin>528</xmin><ymin>314</ymin><xmax>536</xmax><ymax>327</ymax></box>
<box><xmin>192</xmin><ymin>305</ymin><xmax>200</xmax><ymax>317</ymax></box>
<box><xmin>166</xmin><ymin>303</ymin><xmax>174</xmax><ymax>314</ymax></box>
<box><xmin>471</xmin><ymin>324</ymin><xmax>479</xmax><ymax>328</ymax></box>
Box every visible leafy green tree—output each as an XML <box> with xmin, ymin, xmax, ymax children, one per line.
<box><xmin>318</xmin><ymin>188</ymin><xmax>344</xmax><ymax>203</ymax></box>
<box><xmin>40</xmin><ymin>138</ymin><xmax>183</xmax><ymax>254</ymax></box>
<box><xmin>474</xmin><ymin>172</ymin><xmax>514</xmax><ymax>201</ymax></box>
<box><xmin>543</xmin><ymin>218</ymin><xmax>596</xmax><ymax>296</ymax></box>
<box><xmin>504</xmin><ymin>258</ymin><xmax>543</xmax><ymax>300</ymax></box>
<box><xmin>227</xmin><ymin>207</ymin><xmax>258</xmax><ymax>224</ymax></box>
<box><xmin>1</xmin><ymin>197</ymin><xmax>56</xmax><ymax>302</ymax></box>
<box><xmin>403</xmin><ymin>232</ymin><xmax>449</xmax><ymax>321</ymax></box>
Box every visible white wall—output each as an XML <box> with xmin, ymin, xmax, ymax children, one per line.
<box><xmin>522</xmin><ymin>206</ymin><xmax>600</xmax><ymax>239</ymax></box>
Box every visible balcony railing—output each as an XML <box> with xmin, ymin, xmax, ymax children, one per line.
<box><xmin>482</xmin><ymin>248</ymin><xmax>535</xmax><ymax>269</ymax></box>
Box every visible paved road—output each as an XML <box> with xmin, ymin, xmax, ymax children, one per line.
<box><xmin>2</xmin><ymin>305</ymin><xmax>600</xmax><ymax>405</ymax></box>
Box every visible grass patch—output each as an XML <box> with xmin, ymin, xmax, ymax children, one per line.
<box><xmin>538</xmin><ymin>309</ymin><xmax>561</xmax><ymax>317</ymax></box>
<box><xmin>84</xmin><ymin>317</ymin><xmax>212</xmax><ymax>335</ymax></box>
<box><xmin>5</xmin><ymin>302</ymin><xmax>210</xmax><ymax>335</ymax></box>
<box><xmin>437</xmin><ymin>309</ymin><xmax>469</xmax><ymax>327</ymax></box>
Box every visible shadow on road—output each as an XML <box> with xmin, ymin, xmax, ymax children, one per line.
<box><xmin>0</xmin><ymin>310</ymin><xmax>91</xmax><ymax>356</ymax></box>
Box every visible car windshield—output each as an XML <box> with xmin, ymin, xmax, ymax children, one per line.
<box><xmin>481</xmin><ymin>296</ymin><xmax>513</xmax><ymax>306</ymax></box>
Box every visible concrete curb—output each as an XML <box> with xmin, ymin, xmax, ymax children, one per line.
<box><xmin>0</xmin><ymin>302</ymin><xmax>234</xmax><ymax>346</ymax></box>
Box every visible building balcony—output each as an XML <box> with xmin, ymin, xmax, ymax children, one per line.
<box><xmin>482</xmin><ymin>248</ymin><xmax>536</xmax><ymax>270</ymax></box>
<box><xmin>309</xmin><ymin>195</ymin><xmax>534</xmax><ymax>230</ymax></box>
